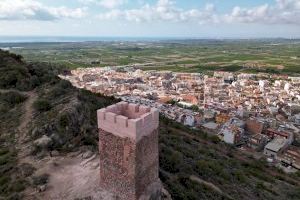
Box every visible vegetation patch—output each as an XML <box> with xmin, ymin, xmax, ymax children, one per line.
<box><xmin>33</xmin><ymin>99</ymin><xmax>52</xmax><ymax>112</ymax></box>
<box><xmin>0</xmin><ymin>91</ymin><xmax>27</xmax><ymax>113</ymax></box>
<box><xmin>159</xmin><ymin>116</ymin><xmax>300</xmax><ymax>200</ymax></box>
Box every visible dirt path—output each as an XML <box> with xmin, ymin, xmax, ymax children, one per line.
<box><xmin>29</xmin><ymin>153</ymin><xmax>115</xmax><ymax>200</ymax></box>
<box><xmin>17</xmin><ymin>91</ymin><xmax>37</xmax><ymax>142</ymax></box>
<box><xmin>0</xmin><ymin>88</ymin><xmax>36</xmax><ymax>144</ymax></box>
<box><xmin>189</xmin><ymin>175</ymin><xmax>233</xmax><ymax>199</ymax></box>
<box><xmin>189</xmin><ymin>175</ymin><xmax>223</xmax><ymax>194</ymax></box>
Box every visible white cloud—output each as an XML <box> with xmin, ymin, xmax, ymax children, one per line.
<box><xmin>97</xmin><ymin>0</ymin><xmax>300</xmax><ymax>25</ymax></box>
<box><xmin>225</xmin><ymin>4</ymin><xmax>271</xmax><ymax>24</ymax></box>
<box><xmin>1</xmin><ymin>0</ymin><xmax>299</xmax><ymax>26</ymax></box>
<box><xmin>0</xmin><ymin>0</ymin><xmax>86</xmax><ymax>21</ymax></box>
<box><xmin>225</xmin><ymin>0</ymin><xmax>300</xmax><ymax>25</ymax></box>
<box><xmin>276</xmin><ymin>0</ymin><xmax>300</xmax><ymax>9</ymax></box>
<box><xmin>98</xmin><ymin>0</ymin><xmax>217</xmax><ymax>23</ymax></box>
<box><xmin>79</xmin><ymin>0</ymin><xmax>126</xmax><ymax>9</ymax></box>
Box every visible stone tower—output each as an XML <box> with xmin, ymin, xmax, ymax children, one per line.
<box><xmin>97</xmin><ymin>102</ymin><xmax>161</xmax><ymax>200</ymax></box>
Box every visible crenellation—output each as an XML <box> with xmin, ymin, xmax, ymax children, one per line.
<box><xmin>106</xmin><ymin>112</ymin><xmax>117</xmax><ymax>123</ymax></box>
<box><xmin>128</xmin><ymin>103</ymin><xmax>139</xmax><ymax>113</ymax></box>
<box><xmin>140</xmin><ymin>105</ymin><xmax>151</xmax><ymax>113</ymax></box>
<box><xmin>142</xmin><ymin>113</ymin><xmax>154</xmax><ymax>127</ymax></box>
<box><xmin>97</xmin><ymin>108</ymin><xmax>106</xmax><ymax>120</ymax></box>
<box><xmin>151</xmin><ymin>108</ymin><xmax>159</xmax><ymax>122</ymax></box>
<box><xmin>116</xmin><ymin>115</ymin><xmax>129</xmax><ymax>127</ymax></box>
<box><xmin>97</xmin><ymin>101</ymin><xmax>159</xmax><ymax>141</ymax></box>
<box><xmin>117</xmin><ymin>101</ymin><xmax>129</xmax><ymax>109</ymax></box>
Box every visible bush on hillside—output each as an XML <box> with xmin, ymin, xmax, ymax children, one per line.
<box><xmin>0</xmin><ymin>50</ymin><xmax>61</xmax><ymax>91</ymax></box>
<box><xmin>32</xmin><ymin>174</ymin><xmax>49</xmax><ymax>186</ymax></box>
<box><xmin>0</xmin><ymin>91</ymin><xmax>27</xmax><ymax>107</ymax></box>
<box><xmin>33</xmin><ymin>99</ymin><xmax>52</xmax><ymax>112</ymax></box>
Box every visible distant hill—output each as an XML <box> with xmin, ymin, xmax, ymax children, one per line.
<box><xmin>0</xmin><ymin>50</ymin><xmax>299</xmax><ymax>200</ymax></box>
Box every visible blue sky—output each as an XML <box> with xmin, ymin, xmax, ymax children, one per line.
<box><xmin>0</xmin><ymin>0</ymin><xmax>299</xmax><ymax>38</ymax></box>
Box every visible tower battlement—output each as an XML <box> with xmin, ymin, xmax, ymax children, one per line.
<box><xmin>97</xmin><ymin>102</ymin><xmax>159</xmax><ymax>141</ymax></box>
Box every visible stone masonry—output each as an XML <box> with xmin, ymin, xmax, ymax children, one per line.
<box><xmin>97</xmin><ymin>102</ymin><xmax>161</xmax><ymax>200</ymax></box>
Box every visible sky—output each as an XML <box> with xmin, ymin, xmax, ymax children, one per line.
<box><xmin>0</xmin><ymin>0</ymin><xmax>299</xmax><ymax>38</ymax></box>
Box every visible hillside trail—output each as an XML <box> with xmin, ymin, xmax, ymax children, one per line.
<box><xmin>8</xmin><ymin>89</ymin><xmax>110</xmax><ymax>200</ymax></box>
<box><xmin>0</xmin><ymin>89</ymin><xmax>37</xmax><ymax>162</ymax></box>
<box><xmin>0</xmin><ymin>88</ymin><xmax>36</xmax><ymax>146</ymax></box>
<box><xmin>16</xmin><ymin>90</ymin><xmax>38</xmax><ymax>160</ymax></box>
<box><xmin>18</xmin><ymin>91</ymin><xmax>37</xmax><ymax>141</ymax></box>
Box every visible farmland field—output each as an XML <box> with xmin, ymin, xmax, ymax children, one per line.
<box><xmin>1</xmin><ymin>39</ymin><xmax>300</xmax><ymax>74</ymax></box>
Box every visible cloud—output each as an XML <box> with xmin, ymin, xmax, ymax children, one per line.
<box><xmin>79</xmin><ymin>0</ymin><xmax>126</xmax><ymax>9</ymax></box>
<box><xmin>0</xmin><ymin>0</ymin><xmax>86</xmax><ymax>21</ymax></box>
<box><xmin>276</xmin><ymin>0</ymin><xmax>300</xmax><ymax>9</ymax></box>
<box><xmin>97</xmin><ymin>0</ymin><xmax>300</xmax><ymax>25</ymax></box>
<box><xmin>98</xmin><ymin>0</ymin><xmax>217</xmax><ymax>23</ymax></box>
<box><xmin>2</xmin><ymin>0</ymin><xmax>299</xmax><ymax>26</ymax></box>
<box><xmin>225</xmin><ymin>0</ymin><xmax>300</xmax><ymax>25</ymax></box>
<box><xmin>225</xmin><ymin>4</ymin><xmax>271</xmax><ymax>24</ymax></box>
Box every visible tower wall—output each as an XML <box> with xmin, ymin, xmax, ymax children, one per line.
<box><xmin>97</xmin><ymin>102</ymin><xmax>161</xmax><ymax>200</ymax></box>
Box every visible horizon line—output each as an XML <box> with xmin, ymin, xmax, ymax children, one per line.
<box><xmin>0</xmin><ymin>35</ymin><xmax>299</xmax><ymax>44</ymax></box>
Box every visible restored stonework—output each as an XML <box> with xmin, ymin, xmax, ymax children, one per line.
<box><xmin>97</xmin><ymin>102</ymin><xmax>161</xmax><ymax>200</ymax></box>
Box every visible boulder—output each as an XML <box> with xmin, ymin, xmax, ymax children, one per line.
<box><xmin>37</xmin><ymin>184</ymin><xmax>47</xmax><ymax>193</ymax></box>
<box><xmin>161</xmin><ymin>187</ymin><xmax>172</xmax><ymax>200</ymax></box>
<box><xmin>34</xmin><ymin>135</ymin><xmax>52</xmax><ymax>148</ymax></box>
<box><xmin>82</xmin><ymin>150</ymin><xmax>93</xmax><ymax>159</ymax></box>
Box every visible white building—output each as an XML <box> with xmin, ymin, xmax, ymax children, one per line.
<box><xmin>184</xmin><ymin>115</ymin><xmax>195</xmax><ymax>127</ymax></box>
<box><xmin>219</xmin><ymin>118</ymin><xmax>245</xmax><ymax>144</ymax></box>
<box><xmin>295</xmin><ymin>114</ymin><xmax>300</xmax><ymax>125</ymax></box>
<box><xmin>264</xmin><ymin>137</ymin><xmax>289</xmax><ymax>159</ymax></box>
<box><xmin>221</xmin><ymin>126</ymin><xmax>244</xmax><ymax>144</ymax></box>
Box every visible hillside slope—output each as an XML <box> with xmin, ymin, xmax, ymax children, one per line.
<box><xmin>0</xmin><ymin>50</ymin><xmax>299</xmax><ymax>200</ymax></box>
<box><xmin>0</xmin><ymin>50</ymin><xmax>118</xmax><ymax>199</ymax></box>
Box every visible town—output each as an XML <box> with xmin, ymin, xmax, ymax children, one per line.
<box><xmin>59</xmin><ymin>67</ymin><xmax>300</xmax><ymax>172</ymax></box>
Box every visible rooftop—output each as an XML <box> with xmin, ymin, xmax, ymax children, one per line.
<box><xmin>265</xmin><ymin>137</ymin><xmax>288</xmax><ymax>152</ymax></box>
<box><xmin>202</xmin><ymin>122</ymin><xmax>219</xmax><ymax>130</ymax></box>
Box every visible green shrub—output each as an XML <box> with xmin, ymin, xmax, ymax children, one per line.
<box><xmin>191</xmin><ymin>105</ymin><xmax>200</xmax><ymax>112</ymax></box>
<box><xmin>32</xmin><ymin>174</ymin><xmax>49</xmax><ymax>186</ymax></box>
<box><xmin>0</xmin><ymin>148</ymin><xmax>9</xmax><ymax>156</ymax></box>
<box><xmin>233</xmin><ymin>170</ymin><xmax>246</xmax><ymax>183</ymax></box>
<box><xmin>209</xmin><ymin>135</ymin><xmax>221</xmax><ymax>144</ymax></box>
<box><xmin>19</xmin><ymin>163</ymin><xmax>35</xmax><ymax>177</ymax></box>
<box><xmin>160</xmin><ymin>148</ymin><xmax>183</xmax><ymax>173</ymax></box>
<box><xmin>59</xmin><ymin>113</ymin><xmax>69</xmax><ymax>128</ymax></box>
<box><xmin>0</xmin><ymin>153</ymin><xmax>12</xmax><ymax>165</ymax></box>
<box><xmin>0</xmin><ymin>176</ymin><xmax>10</xmax><ymax>186</ymax></box>
<box><xmin>57</xmin><ymin>79</ymin><xmax>72</xmax><ymax>89</ymax></box>
<box><xmin>12</xmin><ymin>180</ymin><xmax>26</xmax><ymax>192</ymax></box>
<box><xmin>0</xmin><ymin>92</ymin><xmax>27</xmax><ymax>107</ymax></box>
<box><xmin>82</xmin><ymin>134</ymin><xmax>97</xmax><ymax>146</ymax></box>
<box><xmin>49</xmin><ymin>80</ymin><xmax>72</xmax><ymax>98</ymax></box>
<box><xmin>166</xmin><ymin>99</ymin><xmax>177</xmax><ymax>105</ymax></box>
<box><xmin>33</xmin><ymin>99</ymin><xmax>51</xmax><ymax>112</ymax></box>
<box><xmin>256</xmin><ymin>182</ymin><xmax>266</xmax><ymax>190</ymax></box>
<box><xmin>29</xmin><ymin>75</ymin><xmax>41</xmax><ymax>87</ymax></box>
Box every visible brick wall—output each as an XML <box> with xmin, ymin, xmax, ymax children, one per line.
<box><xmin>99</xmin><ymin>129</ymin><xmax>160</xmax><ymax>200</ymax></box>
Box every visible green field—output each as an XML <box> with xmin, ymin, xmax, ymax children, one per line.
<box><xmin>1</xmin><ymin>39</ymin><xmax>300</xmax><ymax>74</ymax></box>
